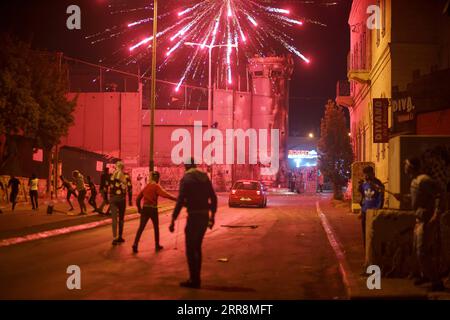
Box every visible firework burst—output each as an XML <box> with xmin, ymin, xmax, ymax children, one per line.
<box><xmin>88</xmin><ymin>0</ymin><xmax>331</xmax><ymax>89</ymax></box>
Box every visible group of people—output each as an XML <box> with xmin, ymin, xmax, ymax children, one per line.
<box><xmin>359</xmin><ymin>157</ymin><xmax>448</xmax><ymax>292</ymax></box>
<box><xmin>0</xmin><ymin>174</ymin><xmax>39</xmax><ymax>213</ymax></box>
<box><xmin>57</xmin><ymin>167</ymin><xmax>132</xmax><ymax>216</ymax></box>
<box><xmin>121</xmin><ymin>159</ymin><xmax>217</xmax><ymax>289</ymax></box>
<box><xmin>287</xmin><ymin>168</ymin><xmax>324</xmax><ymax>193</ymax></box>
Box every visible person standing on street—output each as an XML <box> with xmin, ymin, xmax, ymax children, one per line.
<box><xmin>8</xmin><ymin>176</ymin><xmax>20</xmax><ymax>211</ymax></box>
<box><xmin>358</xmin><ymin>166</ymin><xmax>384</xmax><ymax>247</ymax></box>
<box><xmin>98</xmin><ymin>167</ymin><xmax>111</xmax><ymax>215</ymax></box>
<box><xmin>397</xmin><ymin>157</ymin><xmax>446</xmax><ymax>292</ymax></box>
<box><xmin>0</xmin><ymin>181</ymin><xmax>4</xmax><ymax>214</ymax></box>
<box><xmin>110</xmin><ymin>161</ymin><xmax>132</xmax><ymax>245</ymax></box>
<box><xmin>59</xmin><ymin>175</ymin><xmax>77</xmax><ymax>211</ymax></box>
<box><xmin>28</xmin><ymin>174</ymin><xmax>39</xmax><ymax>211</ymax></box>
<box><xmin>317</xmin><ymin>170</ymin><xmax>324</xmax><ymax>193</ymax></box>
<box><xmin>72</xmin><ymin>170</ymin><xmax>87</xmax><ymax>215</ymax></box>
<box><xmin>169</xmin><ymin>159</ymin><xmax>217</xmax><ymax>289</ymax></box>
<box><xmin>133</xmin><ymin>171</ymin><xmax>177</xmax><ymax>253</ymax></box>
<box><xmin>87</xmin><ymin>176</ymin><xmax>99</xmax><ymax>213</ymax></box>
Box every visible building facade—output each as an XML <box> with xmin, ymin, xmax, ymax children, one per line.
<box><xmin>337</xmin><ymin>0</ymin><xmax>450</xmax><ymax>207</ymax></box>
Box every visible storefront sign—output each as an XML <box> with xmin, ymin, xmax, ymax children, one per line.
<box><xmin>373</xmin><ymin>98</ymin><xmax>389</xmax><ymax>143</ymax></box>
<box><xmin>288</xmin><ymin>150</ymin><xmax>318</xmax><ymax>159</ymax></box>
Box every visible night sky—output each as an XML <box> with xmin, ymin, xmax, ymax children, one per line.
<box><xmin>0</xmin><ymin>0</ymin><xmax>351</xmax><ymax>136</ymax></box>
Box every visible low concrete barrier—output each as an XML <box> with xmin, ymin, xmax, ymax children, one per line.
<box><xmin>366</xmin><ymin>209</ymin><xmax>450</xmax><ymax>278</ymax></box>
<box><xmin>365</xmin><ymin>209</ymin><xmax>416</xmax><ymax>277</ymax></box>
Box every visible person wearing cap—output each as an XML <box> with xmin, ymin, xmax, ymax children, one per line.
<box><xmin>169</xmin><ymin>158</ymin><xmax>217</xmax><ymax>289</ymax></box>
<box><xmin>395</xmin><ymin>157</ymin><xmax>445</xmax><ymax>292</ymax></box>
<box><xmin>358</xmin><ymin>166</ymin><xmax>384</xmax><ymax>247</ymax></box>
<box><xmin>72</xmin><ymin>170</ymin><xmax>87</xmax><ymax>215</ymax></box>
<box><xmin>132</xmin><ymin>171</ymin><xmax>177</xmax><ymax>253</ymax></box>
<box><xmin>109</xmin><ymin>161</ymin><xmax>132</xmax><ymax>245</ymax></box>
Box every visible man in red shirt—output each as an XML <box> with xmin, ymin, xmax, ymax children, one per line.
<box><xmin>133</xmin><ymin>171</ymin><xmax>177</xmax><ymax>253</ymax></box>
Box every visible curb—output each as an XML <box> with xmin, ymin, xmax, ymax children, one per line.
<box><xmin>0</xmin><ymin>206</ymin><xmax>174</xmax><ymax>248</ymax></box>
<box><xmin>316</xmin><ymin>201</ymin><xmax>355</xmax><ymax>299</ymax></box>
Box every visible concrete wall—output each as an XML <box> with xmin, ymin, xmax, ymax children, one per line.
<box><xmin>365</xmin><ymin>209</ymin><xmax>416</xmax><ymax>277</ymax></box>
<box><xmin>63</xmin><ymin>92</ymin><xmax>141</xmax><ymax>166</ymax></box>
<box><xmin>366</xmin><ymin>208</ymin><xmax>450</xmax><ymax>277</ymax></box>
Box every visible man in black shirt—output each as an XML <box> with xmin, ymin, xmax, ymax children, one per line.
<box><xmin>8</xmin><ymin>176</ymin><xmax>20</xmax><ymax>211</ymax></box>
<box><xmin>87</xmin><ymin>176</ymin><xmax>98</xmax><ymax>213</ymax></box>
<box><xmin>98</xmin><ymin>167</ymin><xmax>111</xmax><ymax>215</ymax></box>
<box><xmin>170</xmin><ymin>159</ymin><xmax>217</xmax><ymax>289</ymax></box>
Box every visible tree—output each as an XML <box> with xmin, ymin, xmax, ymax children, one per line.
<box><xmin>318</xmin><ymin>99</ymin><xmax>354</xmax><ymax>200</ymax></box>
<box><xmin>0</xmin><ymin>33</ymin><xmax>76</xmax><ymax>170</ymax></box>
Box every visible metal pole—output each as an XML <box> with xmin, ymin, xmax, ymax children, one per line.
<box><xmin>208</xmin><ymin>47</ymin><xmax>213</xmax><ymax>129</ymax></box>
<box><xmin>149</xmin><ymin>0</ymin><xmax>158</xmax><ymax>172</ymax></box>
<box><xmin>208</xmin><ymin>47</ymin><xmax>213</xmax><ymax>184</ymax></box>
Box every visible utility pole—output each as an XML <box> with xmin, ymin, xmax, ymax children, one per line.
<box><xmin>185</xmin><ymin>42</ymin><xmax>237</xmax><ymax>183</ymax></box>
<box><xmin>149</xmin><ymin>0</ymin><xmax>158</xmax><ymax>172</ymax></box>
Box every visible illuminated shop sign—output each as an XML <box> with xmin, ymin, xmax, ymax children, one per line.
<box><xmin>288</xmin><ymin>150</ymin><xmax>318</xmax><ymax>159</ymax></box>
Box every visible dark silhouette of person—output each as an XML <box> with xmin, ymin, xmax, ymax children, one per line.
<box><xmin>59</xmin><ymin>175</ymin><xmax>77</xmax><ymax>211</ymax></box>
<box><xmin>8</xmin><ymin>176</ymin><xmax>20</xmax><ymax>211</ymax></box>
<box><xmin>98</xmin><ymin>167</ymin><xmax>111</xmax><ymax>215</ymax></box>
<box><xmin>0</xmin><ymin>181</ymin><xmax>4</xmax><ymax>214</ymax></box>
<box><xmin>170</xmin><ymin>158</ymin><xmax>217</xmax><ymax>289</ymax></box>
<box><xmin>28</xmin><ymin>173</ymin><xmax>39</xmax><ymax>211</ymax></box>
<box><xmin>87</xmin><ymin>176</ymin><xmax>98</xmax><ymax>213</ymax></box>
<box><xmin>398</xmin><ymin>157</ymin><xmax>445</xmax><ymax>292</ymax></box>
<box><xmin>133</xmin><ymin>171</ymin><xmax>177</xmax><ymax>253</ymax></box>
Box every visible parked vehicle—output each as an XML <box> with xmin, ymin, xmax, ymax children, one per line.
<box><xmin>228</xmin><ymin>180</ymin><xmax>268</xmax><ymax>208</ymax></box>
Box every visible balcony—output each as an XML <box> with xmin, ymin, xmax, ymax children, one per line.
<box><xmin>347</xmin><ymin>52</ymin><xmax>371</xmax><ymax>84</ymax></box>
<box><xmin>336</xmin><ymin>80</ymin><xmax>354</xmax><ymax>109</ymax></box>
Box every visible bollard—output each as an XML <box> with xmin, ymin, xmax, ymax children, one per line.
<box><xmin>47</xmin><ymin>202</ymin><xmax>54</xmax><ymax>215</ymax></box>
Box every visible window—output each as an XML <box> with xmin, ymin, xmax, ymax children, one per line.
<box><xmin>233</xmin><ymin>182</ymin><xmax>258</xmax><ymax>190</ymax></box>
<box><xmin>32</xmin><ymin>149</ymin><xmax>44</xmax><ymax>162</ymax></box>
<box><xmin>376</xmin><ymin>0</ymin><xmax>381</xmax><ymax>46</ymax></box>
<box><xmin>382</xmin><ymin>0</ymin><xmax>386</xmax><ymax>37</ymax></box>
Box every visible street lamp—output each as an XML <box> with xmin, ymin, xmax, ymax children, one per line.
<box><xmin>184</xmin><ymin>42</ymin><xmax>238</xmax><ymax>129</ymax></box>
<box><xmin>149</xmin><ymin>0</ymin><xmax>158</xmax><ymax>172</ymax></box>
<box><xmin>308</xmin><ymin>133</ymin><xmax>314</xmax><ymax>138</ymax></box>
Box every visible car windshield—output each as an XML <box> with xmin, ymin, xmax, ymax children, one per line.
<box><xmin>234</xmin><ymin>182</ymin><xmax>258</xmax><ymax>190</ymax></box>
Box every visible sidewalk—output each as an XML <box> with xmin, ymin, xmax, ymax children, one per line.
<box><xmin>319</xmin><ymin>198</ymin><xmax>450</xmax><ymax>300</ymax></box>
<box><xmin>0</xmin><ymin>198</ymin><xmax>174</xmax><ymax>242</ymax></box>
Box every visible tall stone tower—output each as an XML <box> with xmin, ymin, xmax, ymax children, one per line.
<box><xmin>248</xmin><ymin>55</ymin><xmax>294</xmax><ymax>186</ymax></box>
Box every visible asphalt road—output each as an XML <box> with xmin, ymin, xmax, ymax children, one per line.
<box><xmin>0</xmin><ymin>194</ymin><xmax>347</xmax><ymax>300</ymax></box>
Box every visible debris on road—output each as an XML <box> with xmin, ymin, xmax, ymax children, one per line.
<box><xmin>221</xmin><ymin>225</ymin><xmax>258</xmax><ymax>229</ymax></box>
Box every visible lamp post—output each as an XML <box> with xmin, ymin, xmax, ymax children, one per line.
<box><xmin>149</xmin><ymin>0</ymin><xmax>158</xmax><ymax>172</ymax></box>
<box><xmin>184</xmin><ymin>42</ymin><xmax>237</xmax><ymax>129</ymax></box>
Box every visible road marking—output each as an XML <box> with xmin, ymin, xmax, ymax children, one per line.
<box><xmin>316</xmin><ymin>201</ymin><xmax>355</xmax><ymax>298</ymax></box>
<box><xmin>0</xmin><ymin>207</ymin><xmax>174</xmax><ymax>248</ymax></box>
